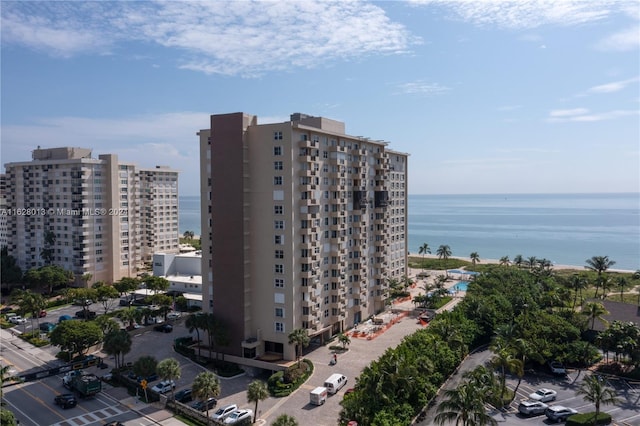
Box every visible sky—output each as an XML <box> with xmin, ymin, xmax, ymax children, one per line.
<box><xmin>1</xmin><ymin>0</ymin><xmax>639</xmax><ymax>196</ymax></box>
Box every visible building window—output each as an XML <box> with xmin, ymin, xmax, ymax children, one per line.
<box><xmin>274</xmin><ymin>176</ymin><xmax>282</xmax><ymax>185</ymax></box>
<box><xmin>274</xmin><ymin>131</ymin><xmax>283</xmax><ymax>140</ymax></box>
<box><xmin>274</xmin><ymin>220</ymin><xmax>284</xmax><ymax>229</ymax></box>
<box><xmin>275</xmin><ymin>308</ymin><xmax>284</xmax><ymax>318</ymax></box>
<box><xmin>275</xmin><ymin>264</ymin><xmax>284</xmax><ymax>274</ymax></box>
<box><xmin>274</xmin><ymin>161</ymin><xmax>283</xmax><ymax>170</ymax></box>
<box><xmin>275</xmin><ymin>278</ymin><xmax>284</xmax><ymax>288</ymax></box>
<box><xmin>274</xmin><ymin>146</ymin><xmax>282</xmax><ymax>156</ymax></box>
<box><xmin>274</xmin><ymin>205</ymin><xmax>283</xmax><ymax>215</ymax></box>
<box><xmin>275</xmin><ymin>250</ymin><xmax>284</xmax><ymax>259</ymax></box>
<box><xmin>275</xmin><ymin>322</ymin><xmax>284</xmax><ymax>333</ymax></box>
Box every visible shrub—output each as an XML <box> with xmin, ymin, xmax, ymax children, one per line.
<box><xmin>566</xmin><ymin>412</ymin><xmax>612</xmax><ymax>425</ymax></box>
<box><xmin>268</xmin><ymin>359</ymin><xmax>313</xmax><ymax>397</ymax></box>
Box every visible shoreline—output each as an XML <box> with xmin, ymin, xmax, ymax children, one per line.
<box><xmin>409</xmin><ymin>253</ymin><xmax>636</xmax><ymax>274</ymax></box>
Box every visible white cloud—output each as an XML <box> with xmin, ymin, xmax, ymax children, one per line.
<box><xmin>409</xmin><ymin>0</ymin><xmax>626</xmax><ymax>29</ymax></box>
<box><xmin>586</xmin><ymin>76</ymin><xmax>640</xmax><ymax>94</ymax></box>
<box><xmin>547</xmin><ymin>108</ymin><xmax>639</xmax><ymax>122</ymax></box>
<box><xmin>549</xmin><ymin>108</ymin><xmax>590</xmax><ymax>117</ymax></box>
<box><xmin>395</xmin><ymin>81</ymin><xmax>451</xmax><ymax>95</ymax></box>
<box><xmin>0</xmin><ymin>1</ymin><xmax>418</xmax><ymax>77</ymax></box>
<box><xmin>594</xmin><ymin>25</ymin><xmax>640</xmax><ymax>51</ymax></box>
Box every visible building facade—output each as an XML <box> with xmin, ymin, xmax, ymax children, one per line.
<box><xmin>152</xmin><ymin>251</ymin><xmax>203</xmax><ymax>308</ymax></box>
<box><xmin>199</xmin><ymin>113</ymin><xmax>408</xmax><ymax>362</ymax></box>
<box><xmin>4</xmin><ymin>147</ymin><xmax>179</xmax><ymax>285</ymax></box>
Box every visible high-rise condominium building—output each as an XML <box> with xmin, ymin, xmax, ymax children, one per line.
<box><xmin>4</xmin><ymin>147</ymin><xmax>179</xmax><ymax>285</ymax></box>
<box><xmin>199</xmin><ymin>112</ymin><xmax>408</xmax><ymax>362</ymax></box>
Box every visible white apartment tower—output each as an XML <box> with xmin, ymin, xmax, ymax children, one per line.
<box><xmin>199</xmin><ymin>113</ymin><xmax>408</xmax><ymax>362</ymax></box>
<box><xmin>4</xmin><ymin>147</ymin><xmax>179</xmax><ymax>285</ymax></box>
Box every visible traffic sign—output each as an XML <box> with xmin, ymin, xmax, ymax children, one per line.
<box><xmin>140</xmin><ymin>379</ymin><xmax>147</xmax><ymax>389</ymax></box>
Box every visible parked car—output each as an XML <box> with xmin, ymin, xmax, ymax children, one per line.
<box><xmin>548</xmin><ymin>360</ymin><xmax>567</xmax><ymax>375</ymax></box>
<box><xmin>153</xmin><ymin>324</ymin><xmax>173</xmax><ymax>333</ymax></box>
<box><xmin>212</xmin><ymin>404</ymin><xmax>238</xmax><ymax>421</ymax></box>
<box><xmin>166</xmin><ymin>312</ymin><xmax>181</xmax><ymax>320</ymax></box>
<box><xmin>58</xmin><ymin>315</ymin><xmax>73</xmax><ymax>323</ymax></box>
<box><xmin>528</xmin><ymin>388</ymin><xmax>557</xmax><ymax>402</ymax></box>
<box><xmin>518</xmin><ymin>400</ymin><xmax>549</xmax><ymax>416</ymax></box>
<box><xmin>151</xmin><ymin>380</ymin><xmax>175</xmax><ymax>394</ymax></box>
<box><xmin>39</xmin><ymin>322</ymin><xmax>56</xmax><ymax>332</ymax></box>
<box><xmin>75</xmin><ymin>310</ymin><xmax>96</xmax><ymax>319</ymax></box>
<box><xmin>9</xmin><ymin>316</ymin><xmax>26</xmax><ymax>324</ymax></box>
<box><xmin>174</xmin><ymin>388</ymin><xmax>193</xmax><ymax>403</ymax></box>
<box><xmin>38</xmin><ymin>310</ymin><xmax>47</xmax><ymax>318</ymax></box>
<box><xmin>545</xmin><ymin>405</ymin><xmax>578</xmax><ymax>422</ymax></box>
<box><xmin>73</xmin><ymin>299</ymin><xmax>93</xmax><ymax>306</ymax></box>
<box><xmin>191</xmin><ymin>397</ymin><xmax>217</xmax><ymax>411</ymax></box>
<box><xmin>224</xmin><ymin>409</ymin><xmax>253</xmax><ymax>424</ymax></box>
<box><xmin>54</xmin><ymin>393</ymin><xmax>77</xmax><ymax>409</ymax></box>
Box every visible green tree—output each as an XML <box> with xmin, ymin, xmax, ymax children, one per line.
<box><xmin>49</xmin><ymin>320</ymin><xmax>103</xmax><ymax>360</ymax></box>
<box><xmin>435</xmin><ymin>382</ymin><xmax>498</xmax><ymax>426</ymax></box>
<box><xmin>133</xmin><ymin>355</ymin><xmax>158</xmax><ymax>380</ymax></box>
<box><xmin>157</xmin><ymin>358</ymin><xmax>181</xmax><ymax>401</ymax></box>
<box><xmin>80</xmin><ymin>273</ymin><xmax>93</xmax><ymax>288</ymax></box>
<box><xmin>113</xmin><ymin>277</ymin><xmax>140</xmax><ymax>297</ymax></box>
<box><xmin>499</xmin><ymin>256</ymin><xmax>510</xmax><ymax>267</ymax></box>
<box><xmin>565</xmin><ymin>274</ymin><xmax>588</xmax><ymax>310</ymax></box>
<box><xmin>94</xmin><ymin>284</ymin><xmax>119</xmax><ymax>314</ymax></box>
<box><xmin>0</xmin><ymin>408</ymin><xmax>17</xmax><ymax>426</ymax></box>
<box><xmin>192</xmin><ymin>371</ymin><xmax>221</xmax><ymax>420</ymax></box>
<box><xmin>576</xmin><ymin>374</ymin><xmax>620</xmax><ymax>425</ymax></box>
<box><xmin>24</xmin><ymin>265</ymin><xmax>71</xmax><ymax>294</ymax></box>
<box><xmin>581</xmin><ymin>302</ymin><xmax>609</xmax><ymax>330</ymax></box>
<box><xmin>68</xmin><ymin>287</ymin><xmax>98</xmax><ymax>320</ymax></box>
<box><xmin>103</xmin><ymin>329</ymin><xmax>132</xmax><ymax>369</ymax></box>
<box><xmin>585</xmin><ymin>256</ymin><xmax>616</xmax><ymax>298</ymax></box>
<box><xmin>247</xmin><ymin>380</ymin><xmax>269</xmax><ymax>423</ymax></box>
<box><xmin>117</xmin><ymin>307</ymin><xmax>142</xmax><ymax>329</ymax></box>
<box><xmin>94</xmin><ymin>315</ymin><xmax>119</xmax><ymax>335</ymax></box>
<box><xmin>183</xmin><ymin>230</ymin><xmax>195</xmax><ymax>240</ymax></box>
<box><xmin>12</xmin><ymin>289</ymin><xmax>46</xmax><ymax>329</ymax></box>
<box><xmin>436</xmin><ymin>245</ymin><xmax>452</xmax><ymax>261</ymax></box>
<box><xmin>338</xmin><ymin>333</ymin><xmax>351</xmax><ymax>349</ymax></box>
<box><xmin>470</xmin><ymin>252</ymin><xmax>480</xmax><ymax>266</ymax></box>
<box><xmin>186</xmin><ymin>313</ymin><xmax>205</xmax><ymax>358</ymax></box>
<box><xmin>418</xmin><ymin>243</ymin><xmax>431</xmax><ymax>269</ymax></box>
<box><xmin>271</xmin><ymin>414</ymin><xmax>299</xmax><ymax>426</ymax></box>
<box><xmin>288</xmin><ymin>328</ymin><xmax>310</xmax><ymax>367</ymax></box>
<box><xmin>144</xmin><ymin>276</ymin><xmax>170</xmax><ymax>294</ymax></box>
<box><xmin>489</xmin><ymin>340</ymin><xmax>524</xmax><ymax>403</ymax></box>
<box><xmin>513</xmin><ymin>254</ymin><xmax>523</xmax><ymax>268</ymax></box>
<box><xmin>0</xmin><ymin>247</ymin><xmax>23</xmax><ymax>294</ymax></box>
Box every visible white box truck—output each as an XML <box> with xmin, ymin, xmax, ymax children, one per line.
<box><xmin>310</xmin><ymin>386</ymin><xmax>328</xmax><ymax>405</ymax></box>
<box><xmin>324</xmin><ymin>373</ymin><xmax>348</xmax><ymax>394</ymax></box>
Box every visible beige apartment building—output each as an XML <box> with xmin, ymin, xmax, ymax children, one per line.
<box><xmin>4</xmin><ymin>147</ymin><xmax>179</xmax><ymax>285</ymax></box>
<box><xmin>199</xmin><ymin>113</ymin><xmax>408</xmax><ymax>362</ymax></box>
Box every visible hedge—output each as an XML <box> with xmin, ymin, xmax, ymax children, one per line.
<box><xmin>268</xmin><ymin>359</ymin><xmax>313</xmax><ymax>397</ymax></box>
<box><xmin>566</xmin><ymin>412</ymin><xmax>612</xmax><ymax>425</ymax></box>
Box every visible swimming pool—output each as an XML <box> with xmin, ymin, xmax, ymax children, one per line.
<box><xmin>452</xmin><ymin>281</ymin><xmax>469</xmax><ymax>292</ymax></box>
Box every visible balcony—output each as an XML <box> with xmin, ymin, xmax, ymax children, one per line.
<box><xmin>298</xmin><ymin>139</ymin><xmax>317</xmax><ymax>148</ymax></box>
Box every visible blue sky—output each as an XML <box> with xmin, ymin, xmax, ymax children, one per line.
<box><xmin>1</xmin><ymin>1</ymin><xmax>638</xmax><ymax>196</ymax></box>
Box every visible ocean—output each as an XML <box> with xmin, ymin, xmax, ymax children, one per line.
<box><xmin>179</xmin><ymin>193</ymin><xmax>640</xmax><ymax>271</ymax></box>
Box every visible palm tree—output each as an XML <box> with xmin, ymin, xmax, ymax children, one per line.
<box><xmin>489</xmin><ymin>342</ymin><xmax>523</xmax><ymax>403</ymax></box>
<box><xmin>499</xmin><ymin>256</ymin><xmax>510</xmax><ymax>267</ymax></box>
<box><xmin>526</xmin><ymin>256</ymin><xmax>537</xmax><ymax>270</ymax></box>
<box><xmin>585</xmin><ymin>256</ymin><xmax>616</xmax><ymax>299</ymax></box>
<box><xmin>436</xmin><ymin>245</ymin><xmax>452</xmax><ymax>261</ymax></box>
<box><xmin>566</xmin><ymin>274</ymin><xmax>588</xmax><ymax>310</ymax></box>
<box><xmin>338</xmin><ymin>333</ymin><xmax>351</xmax><ymax>350</ymax></box>
<box><xmin>576</xmin><ymin>374</ymin><xmax>620</xmax><ymax>425</ymax></box>
<box><xmin>470</xmin><ymin>252</ymin><xmax>480</xmax><ymax>266</ymax></box>
<box><xmin>617</xmin><ymin>277</ymin><xmax>627</xmax><ymax>301</ymax></box>
<box><xmin>271</xmin><ymin>414</ymin><xmax>299</xmax><ymax>426</ymax></box>
<box><xmin>418</xmin><ymin>243</ymin><xmax>431</xmax><ymax>269</ymax></box>
<box><xmin>513</xmin><ymin>254</ymin><xmax>523</xmax><ymax>268</ymax></box>
<box><xmin>288</xmin><ymin>328</ymin><xmax>310</xmax><ymax>367</ymax></box>
<box><xmin>247</xmin><ymin>380</ymin><xmax>269</xmax><ymax>423</ymax></box>
<box><xmin>185</xmin><ymin>313</ymin><xmax>205</xmax><ymax>358</ymax></box>
<box><xmin>183</xmin><ymin>230</ymin><xmax>195</xmax><ymax>240</ymax></box>
<box><xmin>581</xmin><ymin>302</ymin><xmax>609</xmax><ymax>330</ymax></box>
<box><xmin>156</xmin><ymin>358</ymin><xmax>181</xmax><ymax>402</ymax></box>
<box><xmin>435</xmin><ymin>382</ymin><xmax>498</xmax><ymax>426</ymax></box>
<box><xmin>103</xmin><ymin>329</ymin><xmax>132</xmax><ymax>369</ymax></box>
<box><xmin>192</xmin><ymin>371</ymin><xmax>221</xmax><ymax>421</ymax></box>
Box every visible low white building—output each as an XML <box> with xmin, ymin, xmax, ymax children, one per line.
<box><xmin>153</xmin><ymin>251</ymin><xmax>203</xmax><ymax>308</ymax></box>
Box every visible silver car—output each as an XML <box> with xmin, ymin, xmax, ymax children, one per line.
<box><xmin>545</xmin><ymin>406</ymin><xmax>578</xmax><ymax>422</ymax></box>
<box><xmin>518</xmin><ymin>400</ymin><xmax>548</xmax><ymax>416</ymax></box>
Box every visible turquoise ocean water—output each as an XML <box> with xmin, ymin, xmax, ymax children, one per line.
<box><xmin>180</xmin><ymin>193</ymin><xmax>640</xmax><ymax>271</ymax></box>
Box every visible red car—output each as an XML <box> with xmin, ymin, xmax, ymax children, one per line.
<box><xmin>39</xmin><ymin>310</ymin><xmax>47</xmax><ymax>318</ymax></box>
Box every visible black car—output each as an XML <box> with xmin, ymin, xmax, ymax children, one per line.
<box><xmin>191</xmin><ymin>397</ymin><xmax>217</xmax><ymax>411</ymax></box>
<box><xmin>174</xmin><ymin>388</ymin><xmax>193</xmax><ymax>403</ymax></box>
<box><xmin>54</xmin><ymin>393</ymin><xmax>77</xmax><ymax>409</ymax></box>
<box><xmin>153</xmin><ymin>324</ymin><xmax>173</xmax><ymax>333</ymax></box>
<box><xmin>75</xmin><ymin>310</ymin><xmax>96</xmax><ymax>319</ymax></box>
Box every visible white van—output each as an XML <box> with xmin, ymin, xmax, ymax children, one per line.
<box><xmin>310</xmin><ymin>386</ymin><xmax>328</xmax><ymax>405</ymax></box>
<box><xmin>324</xmin><ymin>373</ymin><xmax>347</xmax><ymax>394</ymax></box>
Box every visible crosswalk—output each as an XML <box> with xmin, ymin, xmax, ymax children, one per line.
<box><xmin>50</xmin><ymin>405</ymin><xmax>127</xmax><ymax>426</ymax></box>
